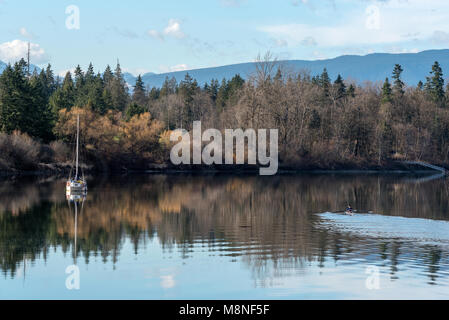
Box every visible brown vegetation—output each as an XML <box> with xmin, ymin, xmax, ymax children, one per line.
<box><xmin>2</xmin><ymin>56</ymin><xmax>449</xmax><ymax>173</ymax></box>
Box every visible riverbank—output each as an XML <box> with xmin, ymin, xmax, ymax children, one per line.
<box><xmin>1</xmin><ymin>160</ymin><xmax>445</xmax><ymax>179</ymax></box>
<box><xmin>0</xmin><ymin>163</ymin><xmax>88</xmax><ymax>179</ymax></box>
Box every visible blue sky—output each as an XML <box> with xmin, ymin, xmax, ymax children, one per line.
<box><xmin>0</xmin><ymin>0</ymin><xmax>449</xmax><ymax>76</ymax></box>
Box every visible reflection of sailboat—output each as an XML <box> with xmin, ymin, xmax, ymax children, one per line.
<box><xmin>66</xmin><ymin>114</ymin><xmax>87</xmax><ymax>196</ymax></box>
<box><xmin>68</xmin><ymin>196</ymin><xmax>84</xmax><ymax>264</ymax></box>
<box><xmin>66</xmin><ymin>191</ymin><xmax>86</xmax><ymax>202</ymax></box>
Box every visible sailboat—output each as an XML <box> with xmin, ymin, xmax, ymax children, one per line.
<box><xmin>66</xmin><ymin>114</ymin><xmax>87</xmax><ymax>196</ymax></box>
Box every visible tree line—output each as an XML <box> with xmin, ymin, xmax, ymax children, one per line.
<box><xmin>2</xmin><ymin>55</ymin><xmax>449</xmax><ymax>170</ymax></box>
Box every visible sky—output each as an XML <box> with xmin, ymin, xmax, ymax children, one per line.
<box><xmin>0</xmin><ymin>0</ymin><xmax>449</xmax><ymax>76</ymax></box>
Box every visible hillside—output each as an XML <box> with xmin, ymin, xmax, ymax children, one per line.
<box><xmin>137</xmin><ymin>49</ymin><xmax>449</xmax><ymax>88</ymax></box>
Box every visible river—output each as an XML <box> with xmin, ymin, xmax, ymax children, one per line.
<box><xmin>1</xmin><ymin>173</ymin><xmax>449</xmax><ymax>299</ymax></box>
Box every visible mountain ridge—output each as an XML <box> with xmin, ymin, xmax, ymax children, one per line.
<box><xmin>1</xmin><ymin>49</ymin><xmax>449</xmax><ymax>87</ymax></box>
<box><xmin>0</xmin><ymin>60</ymin><xmax>41</xmax><ymax>75</ymax></box>
<box><xmin>136</xmin><ymin>49</ymin><xmax>449</xmax><ymax>88</ymax></box>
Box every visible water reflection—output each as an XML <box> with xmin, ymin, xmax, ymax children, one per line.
<box><xmin>1</xmin><ymin>173</ymin><xmax>449</xmax><ymax>298</ymax></box>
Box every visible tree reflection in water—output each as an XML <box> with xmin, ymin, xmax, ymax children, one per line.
<box><xmin>1</xmin><ymin>173</ymin><xmax>449</xmax><ymax>287</ymax></box>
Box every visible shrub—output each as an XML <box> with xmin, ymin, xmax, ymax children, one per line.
<box><xmin>50</xmin><ymin>141</ymin><xmax>71</xmax><ymax>163</ymax></box>
<box><xmin>0</xmin><ymin>131</ymin><xmax>41</xmax><ymax>170</ymax></box>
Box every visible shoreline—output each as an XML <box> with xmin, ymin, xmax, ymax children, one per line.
<box><xmin>1</xmin><ymin>162</ymin><xmax>445</xmax><ymax>179</ymax></box>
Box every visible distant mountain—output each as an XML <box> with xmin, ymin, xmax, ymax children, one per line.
<box><xmin>123</xmin><ymin>72</ymin><xmax>155</xmax><ymax>90</ymax></box>
<box><xmin>1</xmin><ymin>49</ymin><xmax>448</xmax><ymax>88</ymax></box>
<box><xmin>139</xmin><ymin>49</ymin><xmax>449</xmax><ymax>88</ymax></box>
<box><xmin>0</xmin><ymin>61</ymin><xmax>41</xmax><ymax>75</ymax></box>
<box><xmin>123</xmin><ymin>72</ymin><xmax>137</xmax><ymax>87</ymax></box>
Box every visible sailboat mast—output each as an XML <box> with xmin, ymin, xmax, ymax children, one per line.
<box><xmin>75</xmin><ymin>115</ymin><xmax>79</xmax><ymax>179</ymax></box>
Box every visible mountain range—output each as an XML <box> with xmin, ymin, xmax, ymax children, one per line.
<box><xmin>1</xmin><ymin>49</ymin><xmax>449</xmax><ymax>88</ymax></box>
<box><xmin>135</xmin><ymin>49</ymin><xmax>449</xmax><ymax>88</ymax></box>
<box><xmin>0</xmin><ymin>60</ymin><xmax>41</xmax><ymax>75</ymax></box>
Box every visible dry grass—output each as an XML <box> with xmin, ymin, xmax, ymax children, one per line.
<box><xmin>0</xmin><ymin>131</ymin><xmax>40</xmax><ymax>170</ymax></box>
<box><xmin>0</xmin><ymin>131</ymin><xmax>72</xmax><ymax>172</ymax></box>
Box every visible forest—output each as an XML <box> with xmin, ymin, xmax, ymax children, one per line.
<box><xmin>1</xmin><ymin>53</ymin><xmax>449</xmax><ymax>173</ymax></box>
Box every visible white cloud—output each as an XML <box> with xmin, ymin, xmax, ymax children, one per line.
<box><xmin>159</xmin><ymin>64</ymin><xmax>189</xmax><ymax>73</ymax></box>
<box><xmin>272</xmin><ymin>38</ymin><xmax>288</xmax><ymax>47</ymax></box>
<box><xmin>57</xmin><ymin>68</ymin><xmax>75</xmax><ymax>77</ymax></box>
<box><xmin>19</xmin><ymin>27</ymin><xmax>36</xmax><ymax>39</ymax></box>
<box><xmin>147</xmin><ymin>19</ymin><xmax>186</xmax><ymax>41</ymax></box>
<box><xmin>383</xmin><ymin>46</ymin><xmax>420</xmax><ymax>54</ymax></box>
<box><xmin>312</xmin><ymin>51</ymin><xmax>328</xmax><ymax>60</ymax></box>
<box><xmin>260</xmin><ymin>0</ymin><xmax>449</xmax><ymax>51</ymax></box>
<box><xmin>123</xmin><ymin>67</ymin><xmax>153</xmax><ymax>76</ymax></box>
<box><xmin>260</xmin><ymin>21</ymin><xmax>402</xmax><ymax>48</ymax></box>
<box><xmin>431</xmin><ymin>30</ymin><xmax>449</xmax><ymax>45</ymax></box>
<box><xmin>163</xmin><ymin>19</ymin><xmax>185</xmax><ymax>39</ymax></box>
<box><xmin>0</xmin><ymin>40</ymin><xmax>48</xmax><ymax>64</ymax></box>
<box><xmin>301</xmin><ymin>36</ymin><xmax>317</xmax><ymax>47</ymax></box>
<box><xmin>147</xmin><ymin>29</ymin><xmax>164</xmax><ymax>41</ymax></box>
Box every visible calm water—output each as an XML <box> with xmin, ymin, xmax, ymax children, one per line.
<box><xmin>1</xmin><ymin>173</ymin><xmax>449</xmax><ymax>299</ymax></box>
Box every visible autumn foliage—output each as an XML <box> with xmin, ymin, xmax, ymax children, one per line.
<box><xmin>54</xmin><ymin>107</ymin><xmax>166</xmax><ymax>168</ymax></box>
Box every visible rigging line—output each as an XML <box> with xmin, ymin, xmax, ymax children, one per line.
<box><xmin>80</xmin><ymin>122</ymin><xmax>86</xmax><ymax>181</ymax></box>
<box><xmin>74</xmin><ymin>201</ymin><xmax>78</xmax><ymax>264</ymax></box>
<box><xmin>68</xmin><ymin>128</ymin><xmax>77</xmax><ymax>180</ymax></box>
<box><xmin>75</xmin><ymin>115</ymin><xmax>80</xmax><ymax>180</ymax></box>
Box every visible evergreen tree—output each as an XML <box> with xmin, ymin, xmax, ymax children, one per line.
<box><xmin>110</xmin><ymin>61</ymin><xmax>128</xmax><ymax>111</ymax></box>
<box><xmin>308</xmin><ymin>109</ymin><xmax>321</xmax><ymax>129</ymax></box>
<box><xmin>178</xmin><ymin>73</ymin><xmax>198</xmax><ymax>126</ymax></box>
<box><xmin>334</xmin><ymin>74</ymin><xmax>346</xmax><ymax>100</ymax></box>
<box><xmin>311</xmin><ymin>75</ymin><xmax>320</xmax><ymax>86</ymax></box>
<box><xmin>49</xmin><ymin>72</ymin><xmax>75</xmax><ymax>114</ymax></box>
<box><xmin>86</xmin><ymin>74</ymin><xmax>106</xmax><ymax>114</ymax></box>
<box><xmin>0</xmin><ymin>64</ymin><xmax>27</xmax><ymax>133</ymax></box>
<box><xmin>179</xmin><ymin>73</ymin><xmax>198</xmax><ymax>106</ymax></box>
<box><xmin>73</xmin><ymin>65</ymin><xmax>89</xmax><ymax>107</ymax></box>
<box><xmin>381</xmin><ymin>78</ymin><xmax>393</xmax><ymax>104</ymax></box>
<box><xmin>229</xmin><ymin>74</ymin><xmax>244</xmax><ymax>89</ymax></box>
<box><xmin>226</xmin><ymin>74</ymin><xmax>244</xmax><ymax>106</ymax></box>
<box><xmin>103</xmin><ymin>65</ymin><xmax>114</xmax><ymax>85</ymax></box>
<box><xmin>44</xmin><ymin>64</ymin><xmax>56</xmax><ymax>97</ymax></box>
<box><xmin>132</xmin><ymin>75</ymin><xmax>147</xmax><ymax>107</ymax></box>
<box><xmin>74</xmin><ymin>65</ymin><xmax>84</xmax><ymax>90</ymax></box>
<box><xmin>102</xmin><ymin>65</ymin><xmax>114</xmax><ymax>110</ymax></box>
<box><xmin>125</xmin><ymin>103</ymin><xmax>145</xmax><ymax>121</ymax></box>
<box><xmin>319</xmin><ymin>68</ymin><xmax>331</xmax><ymax>98</ymax></box>
<box><xmin>0</xmin><ymin>59</ymin><xmax>53</xmax><ymax>140</ymax></box>
<box><xmin>149</xmin><ymin>87</ymin><xmax>160</xmax><ymax>101</ymax></box>
<box><xmin>102</xmin><ymin>87</ymin><xmax>113</xmax><ymax>110</ymax></box>
<box><xmin>392</xmin><ymin>64</ymin><xmax>404</xmax><ymax>96</ymax></box>
<box><xmin>29</xmin><ymin>73</ymin><xmax>54</xmax><ymax>141</ymax></box>
<box><xmin>85</xmin><ymin>63</ymin><xmax>96</xmax><ymax>85</ymax></box>
<box><xmin>417</xmin><ymin>81</ymin><xmax>424</xmax><ymax>90</ymax></box>
<box><xmin>160</xmin><ymin>76</ymin><xmax>177</xmax><ymax>97</ymax></box>
<box><xmin>425</xmin><ymin>61</ymin><xmax>445</xmax><ymax>106</ymax></box>
<box><xmin>206</xmin><ymin>79</ymin><xmax>219</xmax><ymax>102</ymax></box>
<box><xmin>347</xmin><ymin>84</ymin><xmax>356</xmax><ymax>98</ymax></box>
<box><xmin>216</xmin><ymin>78</ymin><xmax>229</xmax><ymax>111</ymax></box>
